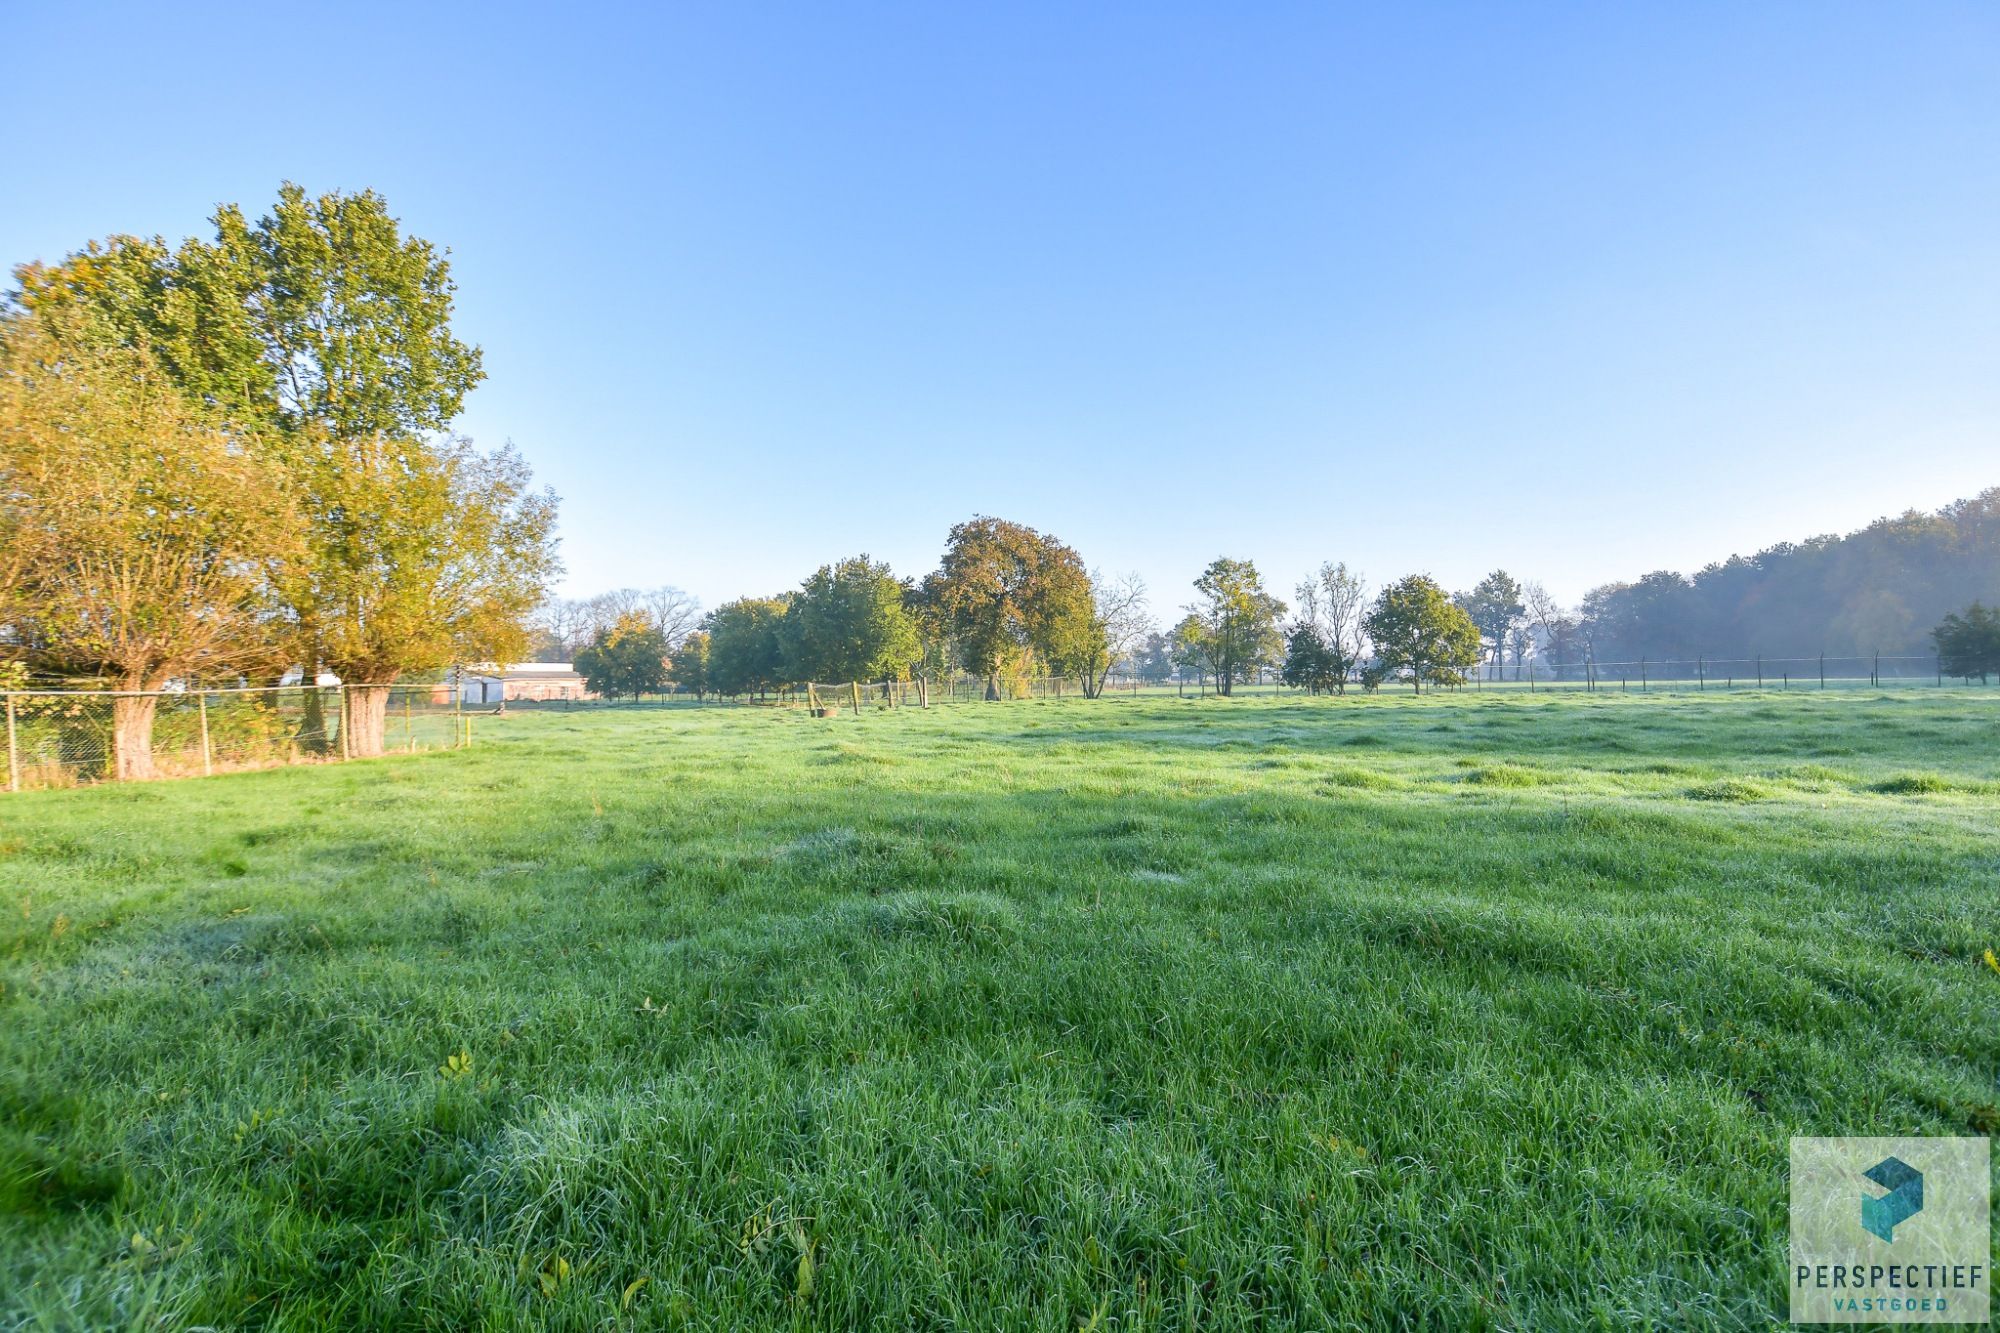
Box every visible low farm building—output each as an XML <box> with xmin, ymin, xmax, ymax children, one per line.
<box><xmin>459</xmin><ymin>663</ymin><xmax>590</xmax><ymax>704</ymax></box>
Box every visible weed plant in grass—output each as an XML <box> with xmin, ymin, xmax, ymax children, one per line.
<box><xmin>2</xmin><ymin>690</ymin><xmax>1997</xmax><ymax>1329</ymax></box>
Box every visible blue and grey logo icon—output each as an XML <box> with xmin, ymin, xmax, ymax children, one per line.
<box><xmin>1861</xmin><ymin>1156</ymin><xmax>1923</xmax><ymax>1243</ymax></box>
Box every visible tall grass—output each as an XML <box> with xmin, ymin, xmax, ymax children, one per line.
<box><xmin>2</xmin><ymin>690</ymin><xmax>1996</xmax><ymax>1329</ymax></box>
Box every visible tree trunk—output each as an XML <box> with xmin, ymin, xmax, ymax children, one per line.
<box><xmin>985</xmin><ymin>674</ymin><xmax>1000</xmax><ymax>701</ymax></box>
<box><xmin>298</xmin><ymin>686</ymin><xmax>332</xmax><ymax>754</ymax></box>
<box><xmin>111</xmin><ymin>693</ymin><xmax>159</xmax><ymax>781</ymax></box>
<box><xmin>344</xmin><ymin>685</ymin><xmax>393</xmax><ymax>758</ymax></box>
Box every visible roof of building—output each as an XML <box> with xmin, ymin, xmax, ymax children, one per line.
<box><xmin>465</xmin><ymin>662</ymin><xmax>584</xmax><ymax>680</ymax></box>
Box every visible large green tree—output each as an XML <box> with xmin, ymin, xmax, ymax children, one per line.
<box><xmin>1365</xmin><ymin>575</ymin><xmax>1481</xmax><ymax>693</ymax></box>
<box><xmin>1186</xmin><ymin>558</ymin><xmax>1286</xmax><ymax>696</ymax></box>
<box><xmin>703</xmin><ymin>597</ymin><xmax>790</xmax><ymax>698</ymax></box>
<box><xmin>1280</xmin><ymin>624</ymin><xmax>1343</xmax><ymax>695</ymax></box>
<box><xmin>1455</xmin><ymin>570</ymin><xmax>1524</xmax><ymax>681</ymax></box>
<box><xmin>671</xmin><ymin>630</ymin><xmax>711</xmax><ymax>699</ymax></box>
<box><xmin>1169</xmin><ymin>614</ymin><xmax>1212</xmax><ymax>691</ymax></box>
<box><xmin>1933</xmin><ymin>603</ymin><xmax>2000</xmax><ymax>682</ymax></box>
<box><xmin>780</xmin><ymin>556</ymin><xmax>921</xmax><ymax>685</ymax></box>
<box><xmin>14</xmin><ymin>184</ymin><xmax>483</xmax><ymax>438</ymax></box>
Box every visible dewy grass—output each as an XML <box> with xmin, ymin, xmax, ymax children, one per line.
<box><xmin>2</xmin><ymin>690</ymin><xmax>1998</xmax><ymax>1329</ymax></box>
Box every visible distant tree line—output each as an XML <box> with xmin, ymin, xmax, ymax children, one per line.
<box><xmin>550</xmin><ymin>486</ymin><xmax>2000</xmax><ymax>703</ymax></box>
<box><xmin>695</xmin><ymin>520</ymin><xmax>1132</xmax><ymax>702</ymax></box>
<box><xmin>1567</xmin><ymin>492</ymin><xmax>2000</xmax><ymax>666</ymax></box>
<box><xmin>0</xmin><ymin>185</ymin><xmax>559</xmax><ymax>776</ymax></box>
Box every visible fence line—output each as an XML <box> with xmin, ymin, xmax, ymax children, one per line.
<box><xmin>2</xmin><ymin>684</ymin><xmax>470</xmax><ymax>793</ymax></box>
<box><xmin>9</xmin><ymin>653</ymin><xmax>1986</xmax><ymax>791</ymax></box>
<box><xmin>771</xmin><ymin>656</ymin><xmax>1991</xmax><ymax>709</ymax></box>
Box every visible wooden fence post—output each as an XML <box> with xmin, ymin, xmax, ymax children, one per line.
<box><xmin>5</xmin><ymin>695</ymin><xmax>17</xmax><ymax>793</ymax></box>
<box><xmin>199</xmin><ymin>691</ymin><xmax>213</xmax><ymax>776</ymax></box>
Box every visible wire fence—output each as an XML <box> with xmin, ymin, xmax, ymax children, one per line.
<box><xmin>486</xmin><ymin>655</ymin><xmax>1986</xmax><ymax>711</ymax></box>
<box><xmin>3</xmin><ymin>684</ymin><xmax>470</xmax><ymax>793</ymax></box>
<box><xmin>774</xmin><ymin>656</ymin><xmax>1993</xmax><ymax>709</ymax></box>
<box><xmin>1456</xmin><ymin>654</ymin><xmax>1976</xmax><ymax>692</ymax></box>
<box><xmin>7</xmin><ymin>655</ymin><xmax>1984</xmax><ymax>791</ymax></box>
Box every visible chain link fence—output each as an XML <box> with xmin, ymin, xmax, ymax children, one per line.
<box><xmin>3</xmin><ymin>684</ymin><xmax>470</xmax><ymax>792</ymax></box>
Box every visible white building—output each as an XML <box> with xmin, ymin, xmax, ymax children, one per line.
<box><xmin>459</xmin><ymin>663</ymin><xmax>590</xmax><ymax>705</ymax></box>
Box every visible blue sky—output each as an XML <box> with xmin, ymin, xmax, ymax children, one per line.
<box><xmin>5</xmin><ymin>2</ymin><xmax>1996</xmax><ymax>612</ymax></box>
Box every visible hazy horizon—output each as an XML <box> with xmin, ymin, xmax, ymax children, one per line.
<box><xmin>5</xmin><ymin>2</ymin><xmax>1995</xmax><ymax>610</ymax></box>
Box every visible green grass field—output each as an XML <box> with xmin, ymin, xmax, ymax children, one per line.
<box><xmin>3</xmin><ymin>691</ymin><xmax>1997</xmax><ymax>1329</ymax></box>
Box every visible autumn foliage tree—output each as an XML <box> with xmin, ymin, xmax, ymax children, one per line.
<box><xmin>0</xmin><ymin>311</ymin><xmax>298</xmax><ymax>777</ymax></box>
<box><xmin>574</xmin><ymin>612</ymin><xmax>670</xmax><ymax>700</ymax></box>
<box><xmin>10</xmin><ymin>183</ymin><xmax>557</xmax><ymax>759</ymax></box>
<box><xmin>280</xmin><ymin>433</ymin><xmax>556</xmax><ymax>754</ymax></box>
<box><xmin>929</xmin><ymin>517</ymin><xmax>1095</xmax><ymax>699</ymax></box>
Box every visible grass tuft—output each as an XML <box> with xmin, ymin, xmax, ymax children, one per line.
<box><xmin>1458</xmin><ymin>762</ymin><xmax>1558</xmax><ymax>788</ymax></box>
<box><xmin>1872</xmin><ymin>771</ymin><xmax>1954</xmax><ymax>795</ymax></box>
<box><xmin>1682</xmin><ymin>778</ymin><xmax>1771</xmax><ymax>802</ymax></box>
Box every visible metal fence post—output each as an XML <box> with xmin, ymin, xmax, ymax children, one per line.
<box><xmin>5</xmin><ymin>694</ymin><xmax>17</xmax><ymax>793</ymax></box>
<box><xmin>199</xmin><ymin>691</ymin><xmax>213</xmax><ymax>776</ymax></box>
